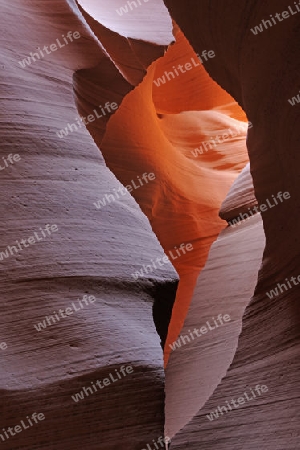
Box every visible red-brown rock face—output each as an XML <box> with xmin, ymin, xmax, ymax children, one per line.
<box><xmin>163</xmin><ymin>0</ymin><xmax>300</xmax><ymax>448</ymax></box>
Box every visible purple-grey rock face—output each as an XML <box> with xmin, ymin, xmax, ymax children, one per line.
<box><xmin>0</xmin><ymin>1</ymin><xmax>177</xmax><ymax>448</ymax></box>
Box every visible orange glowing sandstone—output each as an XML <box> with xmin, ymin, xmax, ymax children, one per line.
<box><xmin>89</xmin><ymin>26</ymin><xmax>249</xmax><ymax>364</ymax></box>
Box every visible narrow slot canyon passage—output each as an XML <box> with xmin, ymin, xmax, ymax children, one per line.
<box><xmin>1</xmin><ymin>1</ymin><xmax>299</xmax><ymax>449</ymax></box>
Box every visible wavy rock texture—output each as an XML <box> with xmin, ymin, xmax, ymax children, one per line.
<box><xmin>3</xmin><ymin>0</ymin><xmax>298</xmax><ymax>449</ymax></box>
<box><xmin>166</xmin><ymin>213</ymin><xmax>265</xmax><ymax>440</ymax></box>
<box><xmin>164</xmin><ymin>0</ymin><xmax>300</xmax><ymax>448</ymax></box>
<box><xmin>0</xmin><ymin>1</ymin><xmax>178</xmax><ymax>449</ymax></box>
<box><xmin>219</xmin><ymin>162</ymin><xmax>258</xmax><ymax>222</ymax></box>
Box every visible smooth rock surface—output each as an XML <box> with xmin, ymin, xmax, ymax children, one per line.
<box><xmin>166</xmin><ymin>214</ymin><xmax>265</xmax><ymax>439</ymax></box>
<box><xmin>219</xmin><ymin>162</ymin><xmax>258</xmax><ymax>222</ymax></box>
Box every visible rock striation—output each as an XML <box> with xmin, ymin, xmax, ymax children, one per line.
<box><xmin>2</xmin><ymin>0</ymin><xmax>299</xmax><ymax>448</ymax></box>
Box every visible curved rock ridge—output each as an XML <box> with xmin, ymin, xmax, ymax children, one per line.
<box><xmin>219</xmin><ymin>162</ymin><xmax>258</xmax><ymax>222</ymax></box>
<box><xmin>77</xmin><ymin>2</ymin><xmax>166</xmax><ymax>86</ymax></box>
<box><xmin>152</xmin><ymin>25</ymin><xmax>248</xmax><ymax>120</ymax></box>
<box><xmin>77</xmin><ymin>0</ymin><xmax>174</xmax><ymax>44</ymax></box>
<box><xmin>163</xmin><ymin>0</ymin><xmax>300</xmax><ymax>448</ymax></box>
<box><xmin>0</xmin><ymin>1</ymin><xmax>178</xmax><ymax>448</ymax></box>
<box><xmin>165</xmin><ymin>213</ymin><xmax>265</xmax><ymax>440</ymax></box>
